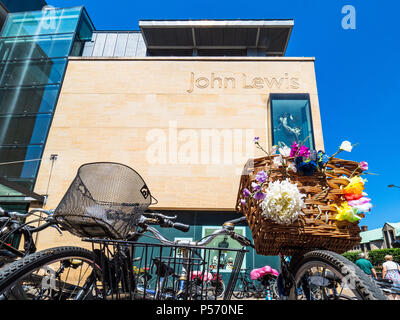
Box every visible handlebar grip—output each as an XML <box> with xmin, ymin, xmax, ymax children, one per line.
<box><xmin>172</xmin><ymin>222</ymin><xmax>190</xmax><ymax>233</ymax></box>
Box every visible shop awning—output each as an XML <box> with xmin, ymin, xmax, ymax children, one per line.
<box><xmin>139</xmin><ymin>19</ymin><xmax>293</xmax><ymax>56</ymax></box>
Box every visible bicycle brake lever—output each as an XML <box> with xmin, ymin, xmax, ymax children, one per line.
<box><xmin>51</xmin><ymin>224</ymin><xmax>63</xmax><ymax>235</ymax></box>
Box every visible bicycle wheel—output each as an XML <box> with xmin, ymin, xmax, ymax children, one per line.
<box><xmin>0</xmin><ymin>246</ymin><xmax>101</xmax><ymax>300</ymax></box>
<box><xmin>289</xmin><ymin>250</ymin><xmax>387</xmax><ymax>300</ymax></box>
<box><xmin>233</xmin><ymin>280</ymin><xmax>252</xmax><ymax>299</ymax></box>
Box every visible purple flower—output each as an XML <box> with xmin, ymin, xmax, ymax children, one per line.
<box><xmin>254</xmin><ymin>191</ymin><xmax>266</xmax><ymax>201</ymax></box>
<box><xmin>243</xmin><ymin>188</ymin><xmax>251</xmax><ymax>197</ymax></box>
<box><xmin>255</xmin><ymin>171</ymin><xmax>268</xmax><ymax>183</ymax></box>
<box><xmin>290</xmin><ymin>142</ymin><xmax>299</xmax><ymax>157</ymax></box>
<box><xmin>254</xmin><ymin>137</ymin><xmax>260</xmax><ymax>143</ymax></box>
<box><xmin>298</xmin><ymin>145</ymin><xmax>310</xmax><ymax>158</ymax></box>
<box><xmin>240</xmin><ymin>199</ymin><xmax>246</xmax><ymax>205</ymax></box>
<box><xmin>251</xmin><ymin>182</ymin><xmax>261</xmax><ymax>191</ymax></box>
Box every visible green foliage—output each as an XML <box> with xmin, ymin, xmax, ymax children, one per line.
<box><xmin>342</xmin><ymin>251</ymin><xmax>361</xmax><ymax>263</ymax></box>
<box><xmin>368</xmin><ymin>248</ymin><xmax>400</xmax><ymax>266</ymax></box>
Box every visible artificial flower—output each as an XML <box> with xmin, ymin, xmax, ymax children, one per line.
<box><xmin>332</xmin><ymin>202</ymin><xmax>361</xmax><ymax>223</ymax></box>
<box><xmin>255</xmin><ymin>170</ymin><xmax>268</xmax><ymax>183</ymax></box>
<box><xmin>254</xmin><ymin>137</ymin><xmax>260</xmax><ymax>143</ymax></box>
<box><xmin>279</xmin><ymin>146</ymin><xmax>291</xmax><ymax>157</ymax></box>
<box><xmin>290</xmin><ymin>142</ymin><xmax>299</xmax><ymax>157</ymax></box>
<box><xmin>317</xmin><ymin>150</ymin><xmax>329</xmax><ymax>168</ymax></box>
<box><xmin>270</xmin><ymin>145</ymin><xmax>278</xmax><ymax>155</ymax></box>
<box><xmin>298</xmin><ymin>145</ymin><xmax>310</xmax><ymax>158</ymax></box>
<box><xmin>254</xmin><ymin>191</ymin><xmax>266</xmax><ymax>201</ymax></box>
<box><xmin>243</xmin><ymin>188</ymin><xmax>251</xmax><ymax>197</ymax></box>
<box><xmin>260</xmin><ymin>179</ymin><xmax>306</xmax><ymax>225</ymax></box>
<box><xmin>287</xmin><ymin>161</ymin><xmax>297</xmax><ymax>173</ymax></box>
<box><xmin>359</xmin><ymin>161</ymin><xmax>368</xmax><ymax>171</ymax></box>
<box><xmin>295</xmin><ymin>157</ymin><xmax>318</xmax><ymax>176</ymax></box>
<box><xmin>348</xmin><ymin>197</ymin><xmax>372</xmax><ymax>213</ymax></box>
<box><xmin>343</xmin><ymin>176</ymin><xmax>365</xmax><ymax>200</ymax></box>
<box><xmin>339</xmin><ymin>141</ymin><xmax>353</xmax><ymax>152</ymax></box>
<box><xmin>273</xmin><ymin>155</ymin><xmax>283</xmax><ymax>167</ymax></box>
<box><xmin>240</xmin><ymin>199</ymin><xmax>246</xmax><ymax>205</ymax></box>
<box><xmin>252</xmin><ymin>181</ymin><xmax>261</xmax><ymax>191</ymax></box>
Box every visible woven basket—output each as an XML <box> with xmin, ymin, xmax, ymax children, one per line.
<box><xmin>236</xmin><ymin>155</ymin><xmax>362</xmax><ymax>256</ymax></box>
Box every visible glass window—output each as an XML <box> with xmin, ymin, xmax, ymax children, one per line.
<box><xmin>270</xmin><ymin>94</ymin><xmax>315</xmax><ymax>149</ymax></box>
<box><xmin>0</xmin><ymin>85</ymin><xmax>59</xmax><ymax>114</ymax></box>
<box><xmin>0</xmin><ymin>34</ymin><xmax>74</xmax><ymax>61</ymax></box>
<box><xmin>0</xmin><ymin>145</ymin><xmax>43</xmax><ymax>179</ymax></box>
<box><xmin>201</xmin><ymin>226</ymin><xmax>246</xmax><ymax>272</ymax></box>
<box><xmin>0</xmin><ymin>58</ymin><xmax>66</xmax><ymax>86</ymax></box>
<box><xmin>0</xmin><ymin>114</ymin><xmax>52</xmax><ymax>145</ymax></box>
<box><xmin>1</xmin><ymin>7</ymin><xmax>82</xmax><ymax>37</ymax></box>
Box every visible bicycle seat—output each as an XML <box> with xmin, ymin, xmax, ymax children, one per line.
<box><xmin>250</xmin><ymin>265</ymin><xmax>279</xmax><ymax>280</ymax></box>
<box><xmin>190</xmin><ymin>270</ymin><xmax>213</xmax><ymax>282</ymax></box>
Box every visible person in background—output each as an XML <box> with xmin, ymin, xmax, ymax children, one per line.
<box><xmin>382</xmin><ymin>255</ymin><xmax>400</xmax><ymax>300</ymax></box>
<box><xmin>355</xmin><ymin>253</ymin><xmax>377</xmax><ymax>279</ymax></box>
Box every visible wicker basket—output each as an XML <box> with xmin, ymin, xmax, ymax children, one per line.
<box><xmin>236</xmin><ymin>156</ymin><xmax>362</xmax><ymax>256</ymax></box>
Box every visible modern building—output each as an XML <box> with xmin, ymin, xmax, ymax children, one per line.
<box><xmin>0</xmin><ymin>6</ymin><xmax>325</xmax><ymax>271</ymax></box>
<box><xmin>352</xmin><ymin>223</ymin><xmax>400</xmax><ymax>253</ymax></box>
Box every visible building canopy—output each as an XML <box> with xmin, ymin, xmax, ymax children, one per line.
<box><xmin>139</xmin><ymin>19</ymin><xmax>293</xmax><ymax>56</ymax></box>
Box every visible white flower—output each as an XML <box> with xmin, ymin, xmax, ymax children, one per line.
<box><xmin>270</xmin><ymin>145</ymin><xmax>277</xmax><ymax>155</ymax></box>
<box><xmin>279</xmin><ymin>146</ymin><xmax>291</xmax><ymax>157</ymax></box>
<box><xmin>260</xmin><ymin>179</ymin><xmax>306</xmax><ymax>225</ymax></box>
<box><xmin>288</xmin><ymin>161</ymin><xmax>297</xmax><ymax>173</ymax></box>
<box><xmin>339</xmin><ymin>141</ymin><xmax>353</xmax><ymax>152</ymax></box>
<box><xmin>273</xmin><ymin>155</ymin><xmax>283</xmax><ymax>167</ymax></box>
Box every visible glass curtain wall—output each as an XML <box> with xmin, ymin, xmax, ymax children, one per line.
<box><xmin>0</xmin><ymin>7</ymin><xmax>94</xmax><ymax>192</ymax></box>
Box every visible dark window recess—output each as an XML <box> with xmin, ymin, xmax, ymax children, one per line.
<box><xmin>0</xmin><ymin>58</ymin><xmax>67</xmax><ymax>87</ymax></box>
<box><xmin>0</xmin><ymin>145</ymin><xmax>43</xmax><ymax>179</ymax></box>
<box><xmin>0</xmin><ymin>34</ymin><xmax>74</xmax><ymax>61</ymax></box>
<box><xmin>197</xmin><ymin>49</ymin><xmax>247</xmax><ymax>56</ymax></box>
<box><xmin>0</xmin><ymin>85</ymin><xmax>59</xmax><ymax>114</ymax></box>
<box><xmin>0</xmin><ymin>114</ymin><xmax>52</xmax><ymax>145</ymax></box>
<box><xmin>146</xmin><ymin>49</ymin><xmax>194</xmax><ymax>56</ymax></box>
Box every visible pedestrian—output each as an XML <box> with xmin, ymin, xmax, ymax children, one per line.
<box><xmin>382</xmin><ymin>255</ymin><xmax>400</xmax><ymax>300</ymax></box>
<box><xmin>355</xmin><ymin>253</ymin><xmax>377</xmax><ymax>279</ymax></box>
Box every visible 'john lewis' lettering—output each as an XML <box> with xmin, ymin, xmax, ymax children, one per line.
<box><xmin>187</xmin><ymin>72</ymin><xmax>300</xmax><ymax>93</ymax></box>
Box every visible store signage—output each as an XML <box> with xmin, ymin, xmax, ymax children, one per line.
<box><xmin>186</xmin><ymin>72</ymin><xmax>300</xmax><ymax>93</ymax></box>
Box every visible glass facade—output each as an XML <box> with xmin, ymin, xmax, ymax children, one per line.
<box><xmin>0</xmin><ymin>7</ymin><xmax>94</xmax><ymax>192</ymax></box>
<box><xmin>0</xmin><ymin>0</ymin><xmax>46</xmax><ymax>13</ymax></box>
<box><xmin>270</xmin><ymin>93</ymin><xmax>315</xmax><ymax>150</ymax></box>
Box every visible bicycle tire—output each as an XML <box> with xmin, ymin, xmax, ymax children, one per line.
<box><xmin>289</xmin><ymin>250</ymin><xmax>387</xmax><ymax>300</ymax></box>
<box><xmin>0</xmin><ymin>246</ymin><xmax>99</xmax><ymax>300</ymax></box>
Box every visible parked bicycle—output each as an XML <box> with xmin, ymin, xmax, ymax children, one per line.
<box><xmin>233</xmin><ymin>266</ymin><xmax>279</xmax><ymax>299</ymax></box>
<box><xmin>0</xmin><ymin>207</ymin><xmax>62</xmax><ymax>268</ymax></box>
<box><xmin>0</xmin><ymin>162</ymin><xmax>388</xmax><ymax>300</ymax></box>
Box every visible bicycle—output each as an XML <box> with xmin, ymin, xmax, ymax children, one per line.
<box><xmin>0</xmin><ymin>210</ymin><xmax>250</xmax><ymax>300</ymax></box>
<box><xmin>0</xmin><ymin>207</ymin><xmax>62</xmax><ymax>268</ymax></box>
<box><xmin>0</xmin><ymin>162</ymin><xmax>388</xmax><ymax>300</ymax></box>
<box><xmin>233</xmin><ymin>269</ymin><xmax>255</xmax><ymax>299</ymax></box>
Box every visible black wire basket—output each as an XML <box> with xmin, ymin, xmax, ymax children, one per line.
<box><xmin>85</xmin><ymin>239</ymin><xmax>247</xmax><ymax>300</ymax></box>
<box><xmin>53</xmin><ymin>162</ymin><xmax>156</xmax><ymax>239</ymax></box>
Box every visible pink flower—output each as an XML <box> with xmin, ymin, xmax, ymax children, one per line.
<box><xmin>360</xmin><ymin>161</ymin><xmax>368</xmax><ymax>171</ymax></box>
<box><xmin>290</xmin><ymin>142</ymin><xmax>299</xmax><ymax>157</ymax></box>
<box><xmin>298</xmin><ymin>145</ymin><xmax>310</xmax><ymax>158</ymax></box>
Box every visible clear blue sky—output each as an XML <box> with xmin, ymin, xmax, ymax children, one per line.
<box><xmin>48</xmin><ymin>0</ymin><xmax>400</xmax><ymax>230</ymax></box>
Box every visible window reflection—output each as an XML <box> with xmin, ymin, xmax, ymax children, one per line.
<box><xmin>270</xmin><ymin>94</ymin><xmax>314</xmax><ymax>149</ymax></box>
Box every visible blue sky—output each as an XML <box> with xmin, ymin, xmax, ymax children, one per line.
<box><xmin>48</xmin><ymin>0</ymin><xmax>400</xmax><ymax>230</ymax></box>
